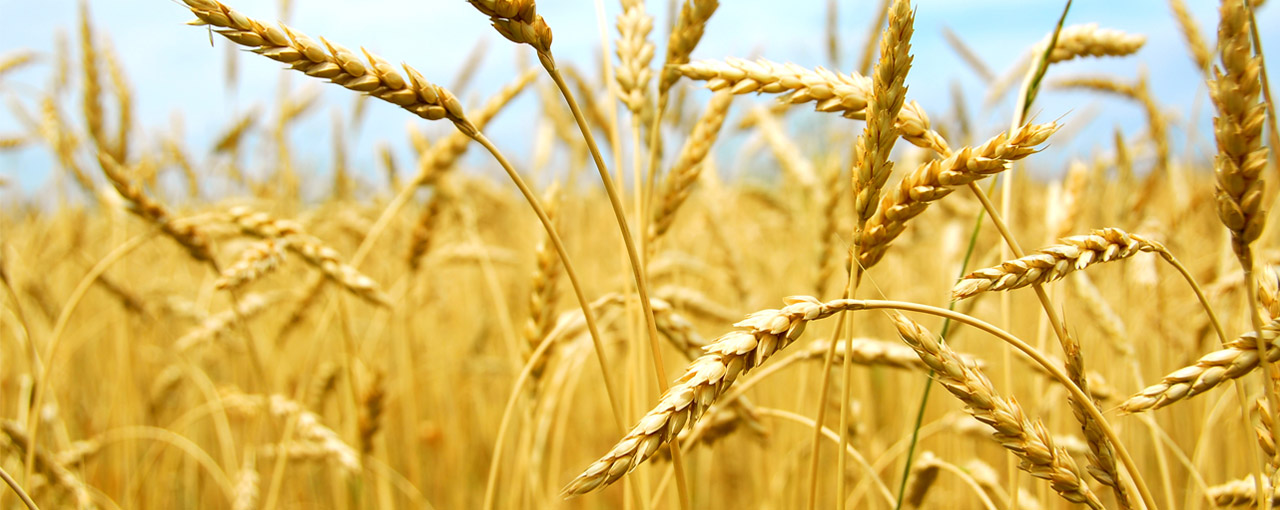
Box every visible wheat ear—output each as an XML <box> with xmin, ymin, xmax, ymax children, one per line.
<box><xmin>181</xmin><ymin>0</ymin><xmax>473</xmax><ymax>132</ymax></box>
<box><xmin>1042</xmin><ymin>23</ymin><xmax>1146</xmax><ymax>64</ymax></box>
<box><xmin>890</xmin><ymin>313</ymin><xmax>1105</xmax><ymax>509</ymax></box>
<box><xmin>677</xmin><ymin>58</ymin><xmax>948</xmax><ymax>154</ymax></box>
<box><xmin>1209</xmin><ymin>0</ymin><xmax>1268</xmax><ymax>265</ymax></box>
<box><xmin>226</xmin><ymin>207</ymin><xmax>391</xmax><ymax>307</ymax></box>
<box><xmin>857</xmin><ymin>122</ymin><xmax>1058</xmax><ymax>268</ymax></box>
<box><xmin>952</xmin><ymin>228</ymin><xmax>1165</xmax><ymax>300</ymax></box>
<box><xmin>1120</xmin><ymin>317</ymin><xmax>1280</xmax><ymax>413</ymax></box>
<box><xmin>561</xmin><ymin>296</ymin><xmax>865</xmax><ymax>496</ymax></box>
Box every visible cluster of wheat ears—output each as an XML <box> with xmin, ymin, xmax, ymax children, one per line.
<box><xmin>0</xmin><ymin>0</ymin><xmax>1278</xmax><ymax>508</ymax></box>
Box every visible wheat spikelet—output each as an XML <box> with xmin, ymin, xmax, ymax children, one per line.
<box><xmin>857</xmin><ymin>122</ymin><xmax>1058</xmax><ymax>269</ymax></box>
<box><xmin>952</xmin><ymin>228</ymin><xmax>1164</xmax><ymax>300</ymax></box>
<box><xmin>101</xmin><ymin>38</ymin><xmax>132</xmax><ymax>162</ymax></box>
<box><xmin>407</xmin><ymin>186</ymin><xmax>449</xmax><ymax>271</ymax></box>
<box><xmin>215</xmin><ymin>239</ymin><xmax>287</xmax><ymax>290</ymax></box>
<box><xmin>213</xmin><ymin>110</ymin><xmax>257</xmax><ymax>155</ymax></box>
<box><xmin>1209</xmin><ymin>0</ymin><xmax>1268</xmax><ymax>264</ymax></box>
<box><xmin>79</xmin><ymin>2</ymin><xmax>106</xmax><ymax>153</ymax></box>
<box><xmin>562</xmin><ymin>296</ymin><xmax>868</xmax><ymax>496</ymax></box>
<box><xmin>0</xmin><ymin>50</ymin><xmax>36</xmax><ymax>79</ymax></box>
<box><xmin>648</xmin><ymin>89</ymin><xmax>732</xmax><ymax>245</ymax></box>
<box><xmin>1121</xmin><ymin>317</ymin><xmax>1280</xmax><ymax>412</ymax></box>
<box><xmin>1207</xmin><ymin>475</ymin><xmax>1280</xmax><ymax>507</ymax></box>
<box><xmin>658</xmin><ymin>0</ymin><xmax>718</xmax><ymax>96</ymax></box>
<box><xmin>615</xmin><ymin>0</ymin><xmax>654</xmax><ymax>114</ymax></box>
<box><xmin>1043</xmin><ymin>23</ymin><xmax>1146</xmax><ymax>64</ymax></box>
<box><xmin>1257</xmin><ymin>399</ymin><xmax>1278</xmax><ymax>468</ymax></box>
<box><xmin>226</xmin><ymin>206</ymin><xmax>391</xmax><ymax>307</ymax></box>
<box><xmin>41</xmin><ymin>97</ymin><xmax>96</xmax><ymax>195</ymax></box>
<box><xmin>182</xmin><ymin>0</ymin><xmax>472</xmax><ymax>133</ymax></box>
<box><xmin>890</xmin><ymin>313</ymin><xmax>1104</xmax><ymax>509</ymax></box>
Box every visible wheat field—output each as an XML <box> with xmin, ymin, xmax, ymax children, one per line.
<box><xmin>1</xmin><ymin>0</ymin><xmax>1279</xmax><ymax>508</ymax></box>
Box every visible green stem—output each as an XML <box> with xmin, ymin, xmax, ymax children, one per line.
<box><xmin>892</xmin><ymin>196</ymin><xmax>985</xmax><ymax>510</ymax></box>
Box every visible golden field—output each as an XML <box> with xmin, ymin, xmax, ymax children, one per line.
<box><xmin>1</xmin><ymin>0</ymin><xmax>1279</xmax><ymax>508</ymax></box>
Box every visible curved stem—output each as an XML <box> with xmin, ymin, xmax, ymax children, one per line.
<box><xmin>0</xmin><ymin>464</ymin><xmax>37</xmax><ymax>510</ymax></box>
<box><xmin>481</xmin><ymin>307</ymin><xmax>570</xmax><ymax>510</ymax></box>
<box><xmin>538</xmin><ymin>50</ymin><xmax>691</xmax><ymax>509</ymax></box>
<box><xmin>471</xmin><ymin>133</ymin><xmax>630</xmax><ymax>509</ymax></box>
<box><xmin>854</xmin><ymin>299</ymin><xmax>1157</xmax><ymax>510</ymax></box>
<box><xmin>23</xmin><ymin>231</ymin><xmax>154</xmax><ymax>484</ymax></box>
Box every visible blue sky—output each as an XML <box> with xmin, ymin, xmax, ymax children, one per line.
<box><xmin>0</xmin><ymin>0</ymin><xmax>1276</xmax><ymax>198</ymax></box>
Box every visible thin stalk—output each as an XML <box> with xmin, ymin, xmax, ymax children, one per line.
<box><xmin>854</xmin><ymin>301</ymin><xmax>1155</xmax><ymax>510</ymax></box>
<box><xmin>23</xmin><ymin>231</ymin><xmax>154</xmax><ymax>484</ymax></box>
<box><xmin>964</xmin><ymin>181</ymin><xmax>1149</xmax><ymax>509</ymax></box>
<box><xmin>835</xmin><ymin>269</ymin><xmax>864</xmax><ymax>510</ymax></box>
<box><xmin>538</xmin><ymin>50</ymin><xmax>691</xmax><ymax>509</ymax></box>
<box><xmin>893</xmin><ymin>206</ymin><xmax>986</xmax><ymax>510</ymax></box>
<box><xmin>472</xmin><ymin>133</ymin><xmax>627</xmax><ymax>434</ymax></box>
<box><xmin>0</xmin><ymin>464</ymin><xmax>37</xmax><ymax>510</ymax></box>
